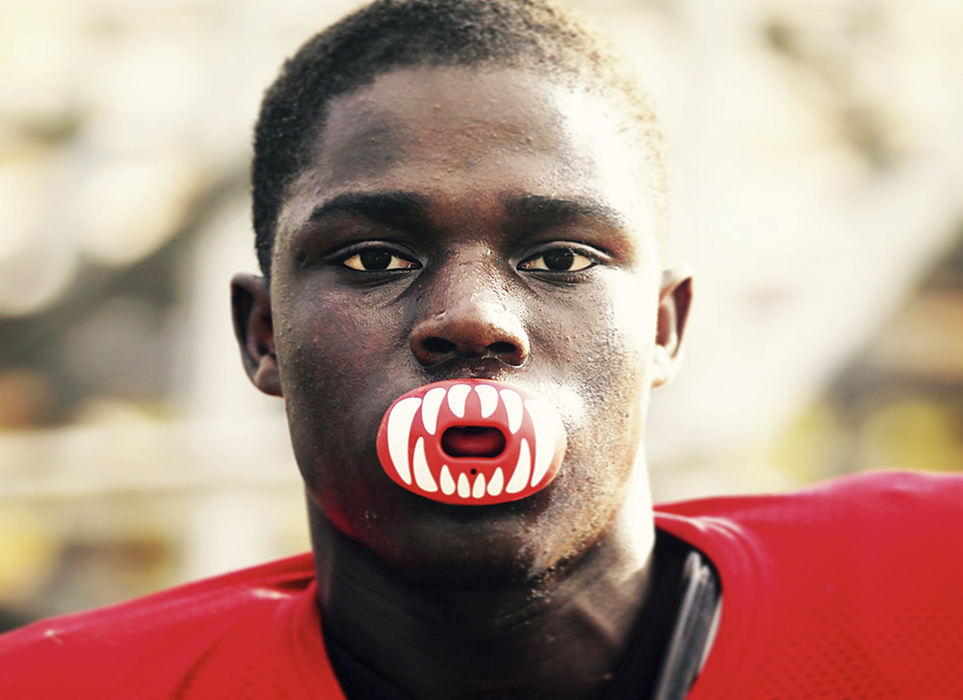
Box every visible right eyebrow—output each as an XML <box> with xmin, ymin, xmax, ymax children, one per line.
<box><xmin>307</xmin><ymin>191</ymin><xmax>432</xmax><ymax>231</ymax></box>
<box><xmin>503</xmin><ymin>193</ymin><xmax>627</xmax><ymax>233</ymax></box>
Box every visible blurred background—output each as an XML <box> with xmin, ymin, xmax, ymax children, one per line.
<box><xmin>1</xmin><ymin>0</ymin><xmax>960</xmax><ymax>627</ymax></box>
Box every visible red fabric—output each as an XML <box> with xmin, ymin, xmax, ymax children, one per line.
<box><xmin>0</xmin><ymin>554</ymin><xmax>344</xmax><ymax>699</ymax></box>
<box><xmin>658</xmin><ymin>470</ymin><xmax>963</xmax><ymax>700</ymax></box>
<box><xmin>2</xmin><ymin>470</ymin><xmax>961</xmax><ymax>698</ymax></box>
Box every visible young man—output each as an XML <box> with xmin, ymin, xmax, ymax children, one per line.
<box><xmin>2</xmin><ymin>2</ymin><xmax>962</xmax><ymax>698</ymax></box>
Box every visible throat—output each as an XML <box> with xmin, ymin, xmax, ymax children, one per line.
<box><xmin>313</xmin><ymin>519</ymin><xmax>657</xmax><ymax>699</ymax></box>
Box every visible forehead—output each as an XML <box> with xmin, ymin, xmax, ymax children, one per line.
<box><xmin>276</xmin><ymin>66</ymin><xmax>657</xmax><ymax>244</ymax></box>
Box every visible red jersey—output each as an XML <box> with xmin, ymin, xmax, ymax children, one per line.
<box><xmin>659</xmin><ymin>470</ymin><xmax>963</xmax><ymax>699</ymax></box>
<box><xmin>0</xmin><ymin>553</ymin><xmax>341</xmax><ymax>698</ymax></box>
<box><xmin>2</xmin><ymin>470</ymin><xmax>961</xmax><ymax>698</ymax></box>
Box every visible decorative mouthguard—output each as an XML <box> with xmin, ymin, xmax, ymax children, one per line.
<box><xmin>376</xmin><ymin>379</ymin><xmax>567</xmax><ymax>505</ymax></box>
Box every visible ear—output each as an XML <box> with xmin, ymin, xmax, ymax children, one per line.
<box><xmin>231</xmin><ymin>273</ymin><xmax>282</xmax><ymax>397</ymax></box>
<box><xmin>651</xmin><ymin>266</ymin><xmax>693</xmax><ymax>388</ymax></box>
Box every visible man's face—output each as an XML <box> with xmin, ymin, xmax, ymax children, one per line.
<box><xmin>240</xmin><ymin>67</ymin><xmax>686</xmax><ymax>583</ymax></box>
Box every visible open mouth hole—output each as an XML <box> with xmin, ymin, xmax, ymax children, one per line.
<box><xmin>441</xmin><ymin>426</ymin><xmax>506</xmax><ymax>459</ymax></box>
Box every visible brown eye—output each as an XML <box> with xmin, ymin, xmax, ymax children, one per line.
<box><xmin>520</xmin><ymin>247</ymin><xmax>595</xmax><ymax>272</ymax></box>
<box><xmin>343</xmin><ymin>249</ymin><xmax>419</xmax><ymax>271</ymax></box>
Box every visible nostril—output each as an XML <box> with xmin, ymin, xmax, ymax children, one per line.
<box><xmin>487</xmin><ymin>341</ymin><xmax>517</xmax><ymax>357</ymax></box>
<box><xmin>423</xmin><ymin>337</ymin><xmax>457</xmax><ymax>356</ymax></box>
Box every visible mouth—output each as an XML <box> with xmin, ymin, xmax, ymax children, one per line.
<box><xmin>375</xmin><ymin>379</ymin><xmax>567</xmax><ymax>505</ymax></box>
<box><xmin>441</xmin><ymin>426</ymin><xmax>507</xmax><ymax>458</ymax></box>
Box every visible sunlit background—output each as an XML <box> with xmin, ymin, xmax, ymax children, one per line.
<box><xmin>1</xmin><ymin>0</ymin><xmax>961</xmax><ymax>628</ymax></box>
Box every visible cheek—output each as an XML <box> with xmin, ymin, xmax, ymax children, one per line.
<box><xmin>545</xmin><ymin>274</ymin><xmax>657</xmax><ymax>400</ymax></box>
<box><xmin>276</xmin><ymin>287</ymin><xmax>404</xmax><ymax>391</ymax></box>
<box><xmin>608</xmin><ymin>273</ymin><xmax>660</xmax><ymax>381</ymax></box>
<box><xmin>542</xmin><ymin>274</ymin><xmax>658</xmax><ymax>468</ymax></box>
<box><xmin>272</xmin><ymin>292</ymin><xmax>407</xmax><ymax>491</ymax></box>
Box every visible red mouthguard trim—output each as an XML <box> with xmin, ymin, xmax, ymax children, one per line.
<box><xmin>376</xmin><ymin>379</ymin><xmax>567</xmax><ymax>505</ymax></box>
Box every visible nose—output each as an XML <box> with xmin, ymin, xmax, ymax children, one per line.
<box><xmin>409</xmin><ymin>269</ymin><xmax>530</xmax><ymax>368</ymax></box>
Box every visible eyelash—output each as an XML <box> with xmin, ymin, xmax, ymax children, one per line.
<box><xmin>331</xmin><ymin>243</ymin><xmax>421</xmax><ymax>273</ymax></box>
<box><xmin>518</xmin><ymin>245</ymin><xmax>599</xmax><ymax>274</ymax></box>
<box><xmin>321</xmin><ymin>242</ymin><xmax>604</xmax><ymax>277</ymax></box>
<box><xmin>341</xmin><ymin>250</ymin><xmax>419</xmax><ymax>272</ymax></box>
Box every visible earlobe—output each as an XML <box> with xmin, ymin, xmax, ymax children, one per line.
<box><xmin>650</xmin><ymin>346</ymin><xmax>672</xmax><ymax>387</ymax></box>
<box><xmin>652</xmin><ymin>266</ymin><xmax>693</xmax><ymax>388</ymax></box>
<box><xmin>230</xmin><ymin>273</ymin><xmax>282</xmax><ymax>397</ymax></box>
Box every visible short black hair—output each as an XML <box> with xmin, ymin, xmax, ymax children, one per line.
<box><xmin>252</xmin><ymin>0</ymin><xmax>665</xmax><ymax>275</ymax></box>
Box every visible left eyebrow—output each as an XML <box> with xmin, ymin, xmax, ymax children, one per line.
<box><xmin>307</xmin><ymin>190</ymin><xmax>432</xmax><ymax>231</ymax></box>
<box><xmin>502</xmin><ymin>194</ymin><xmax>626</xmax><ymax>233</ymax></box>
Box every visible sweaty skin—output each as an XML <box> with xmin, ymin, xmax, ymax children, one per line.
<box><xmin>233</xmin><ymin>67</ymin><xmax>692</xmax><ymax>698</ymax></box>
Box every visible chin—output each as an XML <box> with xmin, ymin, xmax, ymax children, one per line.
<box><xmin>364</xmin><ymin>497</ymin><xmax>552</xmax><ymax>586</ymax></box>
<box><xmin>332</xmin><ymin>467</ymin><xmax>618</xmax><ymax>589</ymax></box>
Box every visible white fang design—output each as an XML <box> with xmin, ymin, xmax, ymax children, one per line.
<box><xmin>412</xmin><ymin>437</ymin><xmax>438</xmax><ymax>492</ymax></box>
<box><xmin>457</xmin><ymin>473</ymin><xmax>471</xmax><ymax>498</ymax></box>
<box><xmin>447</xmin><ymin>384</ymin><xmax>471</xmax><ymax>418</ymax></box>
<box><xmin>421</xmin><ymin>387</ymin><xmax>446</xmax><ymax>435</ymax></box>
<box><xmin>500</xmin><ymin>389</ymin><xmax>523</xmax><ymax>433</ymax></box>
<box><xmin>487</xmin><ymin>468</ymin><xmax>504</xmax><ymax>497</ymax></box>
<box><xmin>474</xmin><ymin>384</ymin><xmax>498</xmax><ymax>418</ymax></box>
<box><xmin>527</xmin><ymin>399</ymin><xmax>556</xmax><ymax>487</ymax></box>
<box><xmin>440</xmin><ymin>465</ymin><xmax>456</xmax><ymax>495</ymax></box>
<box><xmin>506</xmin><ymin>438</ymin><xmax>531</xmax><ymax>493</ymax></box>
<box><xmin>387</xmin><ymin>397</ymin><xmax>421</xmax><ymax>485</ymax></box>
<box><xmin>472</xmin><ymin>473</ymin><xmax>486</xmax><ymax>498</ymax></box>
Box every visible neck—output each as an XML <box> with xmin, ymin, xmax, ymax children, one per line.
<box><xmin>311</xmin><ymin>473</ymin><xmax>656</xmax><ymax>699</ymax></box>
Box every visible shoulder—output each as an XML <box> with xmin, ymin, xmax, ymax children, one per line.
<box><xmin>0</xmin><ymin>553</ymin><xmax>318</xmax><ymax>697</ymax></box>
<box><xmin>654</xmin><ymin>469</ymin><xmax>963</xmax><ymax>584</ymax></box>
<box><xmin>656</xmin><ymin>472</ymin><xmax>963</xmax><ymax>698</ymax></box>
<box><xmin>656</xmin><ymin>469</ymin><xmax>962</xmax><ymax>537</ymax></box>
<box><xmin>655</xmin><ymin>470</ymin><xmax>963</xmax><ymax>580</ymax></box>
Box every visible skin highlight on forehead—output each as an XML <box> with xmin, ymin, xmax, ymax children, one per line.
<box><xmin>275</xmin><ymin>66</ymin><xmax>662</xmax><ymax>271</ymax></box>
<box><xmin>250</xmin><ymin>0</ymin><xmax>669</xmax><ymax>277</ymax></box>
